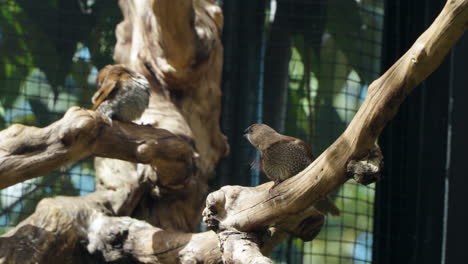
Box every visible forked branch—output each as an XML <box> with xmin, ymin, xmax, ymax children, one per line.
<box><xmin>0</xmin><ymin>107</ymin><xmax>195</xmax><ymax>189</ymax></box>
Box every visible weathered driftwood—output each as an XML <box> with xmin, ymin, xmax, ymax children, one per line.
<box><xmin>108</xmin><ymin>0</ymin><xmax>228</xmax><ymax>234</ymax></box>
<box><xmin>0</xmin><ymin>0</ymin><xmax>467</xmax><ymax>263</ymax></box>
<box><xmin>0</xmin><ymin>107</ymin><xmax>195</xmax><ymax>190</ymax></box>
<box><xmin>203</xmin><ymin>1</ymin><xmax>468</xmax><ymax>261</ymax></box>
<box><xmin>0</xmin><ymin>190</ymin><xmax>223</xmax><ymax>263</ymax></box>
<box><xmin>219</xmin><ymin>231</ymin><xmax>273</xmax><ymax>264</ymax></box>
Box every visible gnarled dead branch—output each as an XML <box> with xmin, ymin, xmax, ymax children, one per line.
<box><xmin>0</xmin><ymin>107</ymin><xmax>194</xmax><ymax>190</ymax></box>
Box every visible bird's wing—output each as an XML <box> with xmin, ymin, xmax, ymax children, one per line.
<box><xmin>288</xmin><ymin>137</ymin><xmax>314</xmax><ymax>159</ymax></box>
<box><xmin>91</xmin><ymin>77</ymin><xmax>118</xmax><ymax>110</ymax></box>
<box><xmin>265</xmin><ymin>137</ymin><xmax>314</xmax><ymax>160</ymax></box>
<box><xmin>261</xmin><ymin>137</ymin><xmax>314</xmax><ymax>180</ymax></box>
<box><xmin>276</xmin><ymin>139</ymin><xmax>339</xmax><ymax>216</ymax></box>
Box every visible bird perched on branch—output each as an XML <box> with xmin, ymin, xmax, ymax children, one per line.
<box><xmin>91</xmin><ymin>64</ymin><xmax>150</xmax><ymax>122</ymax></box>
<box><xmin>245</xmin><ymin>123</ymin><xmax>340</xmax><ymax>216</ymax></box>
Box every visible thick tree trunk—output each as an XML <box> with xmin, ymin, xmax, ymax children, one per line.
<box><xmin>0</xmin><ymin>0</ymin><xmax>467</xmax><ymax>263</ymax></box>
<box><xmin>108</xmin><ymin>0</ymin><xmax>228</xmax><ymax>233</ymax></box>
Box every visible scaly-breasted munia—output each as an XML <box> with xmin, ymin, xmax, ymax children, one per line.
<box><xmin>91</xmin><ymin>64</ymin><xmax>150</xmax><ymax>122</ymax></box>
<box><xmin>245</xmin><ymin>123</ymin><xmax>340</xmax><ymax>216</ymax></box>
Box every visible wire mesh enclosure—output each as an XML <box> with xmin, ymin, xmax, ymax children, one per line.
<box><xmin>0</xmin><ymin>0</ymin><xmax>121</xmax><ymax>233</ymax></box>
<box><xmin>219</xmin><ymin>0</ymin><xmax>384</xmax><ymax>263</ymax></box>
<box><xmin>1</xmin><ymin>0</ymin><xmax>384</xmax><ymax>263</ymax></box>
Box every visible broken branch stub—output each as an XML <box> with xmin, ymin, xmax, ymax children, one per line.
<box><xmin>347</xmin><ymin>143</ymin><xmax>384</xmax><ymax>185</ymax></box>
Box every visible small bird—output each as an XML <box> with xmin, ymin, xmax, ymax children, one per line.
<box><xmin>91</xmin><ymin>64</ymin><xmax>150</xmax><ymax>122</ymax></box>
<box><xmin>245</xmin><ymin>123</ymin><xmax>340</xmax><ymax>216</ymax></box>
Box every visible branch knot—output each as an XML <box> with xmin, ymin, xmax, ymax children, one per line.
<box><xmin>347</xmin><ymin>143</ymin><xmax>384</xmax><ymax>185</ymax></box>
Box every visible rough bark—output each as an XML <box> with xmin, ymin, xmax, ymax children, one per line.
<box><xmin>203</xmin><ymin>0</ymin><xmax>468</xmax><ymax>261</ymax></box>
<box><xmin>347</xmin><ymin>143</ymin><xmax>383</xmax><ymax>185</ymax></box>
<box><xmin>108</xmin><ymin>0</ymin><xmax>228</xmax><ymax>233</ymax></box>
<box><xmin>0</xmin><ymin>0</ymin><xmax>466</xmax><ymax>264</ymax></box>
<box><xmin>0</xmin><ymin>107</ymin><xmax>194</xmax><ymax>190</ymax></box>
<box><xmin>219</xmin><ymin>231</ymin><xmax>273</xmax><ymax>264</ymax></box>
<box><xmin>0</xmin><ymin>190</ymin><xmax>223</xmax><ymax>263</ymax></box>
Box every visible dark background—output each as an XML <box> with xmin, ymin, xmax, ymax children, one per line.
<box><xmin>375</xmin><ymin>1</ymin><xmax>468</xmax><ymax>263</ymax></box>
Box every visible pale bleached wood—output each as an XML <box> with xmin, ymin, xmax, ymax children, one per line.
<box><xmin>0</xmin><ymin>107</ymin><xmax>195</xmax><ymax>190</ymax></box>
<box><xmin>115</xmin><ymin>0</ymin><xmax>227</xmax><ymax>177</ymax></box>
<box><xmin>0</xmin><ymin>189</ymin><xmax>223</xmax><ymax>264</ymax></box>
<box><xmin>203</xmin><ymin>0</ymin><xmax>468</xmax><ymax>235</ymax></box>
<box><xmin>219</xmin><ymin>231</ymin><xmax>273</xmax><ymax>264</ymax></box>
<box><xmin>111</xmin><ymin>0</ymin><xmax>228</xmax><ymax>235</ymax></box>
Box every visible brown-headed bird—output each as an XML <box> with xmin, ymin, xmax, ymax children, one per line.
<box><xmin>245</xmin><ymin>123</ymin><xmax>340</xmax><ymax>216</ymax></box>
<box><xmin>91</xmin><ymin>64</ymin><xmax>150</xmax><ymax>122</ymax></box>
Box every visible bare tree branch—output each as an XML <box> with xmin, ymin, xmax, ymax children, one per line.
<box><xmin>0</xmin><ymin>189</ymin><xmax>223</xmax><ymax>264</ymax></box>
<box><xmin>219</xmin><ymin>231</ymin><xmax>273</xmax><ymax>264</ymax></box>
<box><xmin>0</xmin><ymin>107</ymin><xmax>195</xmax><ymax>190</ymax></box>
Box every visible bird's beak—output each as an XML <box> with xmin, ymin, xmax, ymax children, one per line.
<box><xmin>243</xmin><ymin>128</ymin><xmax>249</xmax><ymax>137</ymax></box>
<box><xmin>243</xmin><ymin>129</ymin><xmax>252</xmax><ymax>143</ymax></box>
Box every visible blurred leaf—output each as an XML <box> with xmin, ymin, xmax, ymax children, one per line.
<box><xmin>288</xmin><ymin>46</ymin><xmax>304</xmax><ymax>90</ymax></box>
<box><xmin>0</xmin><ymin>115</ymin><xmax>5</xmax><ymax>129</ymax></box>
<box><xmin>0</xmin><ymin>0</ymin><xmax>120</xmax><ymax>234</ymax></box>
<box><xmin>86</xmin><ymin>0</ymin><xmax>122</xmax><ymax>69</ymax></box>
<box><xmin>319</xmin><ymin>35</ymin><xmax>351</xmax><ymax>97</ymax></box>
<box><xmin>0</xmin><ymin>6</ymin><xmax>34</xmax><ymax>108</ymax></box>
<box><xmin>293</xmin><ymin>35</ymin><xmax>321</xmax><ymax>78</ymax></box>
<box><xmin>28</xmin><ymin>98</ymin><xmax>52</xmax><ymax>127</ymax></box>
<box><xmin>358</xmin><ymin>0</ymin><xmax>384</xmax><ymax>81</ymax></box>
<box><xmin>15</xmin><ymin>0</ymin><xmax>94</xmax><ymax>98</ymax></box>
<box><xmin>12</xmin><ymin>113</ymin><xmax>37</xmax><ymax>126</ymax></box>
<box><xmin>71</xmin><ymin>56</ymin><xmax>94</xmax><ymax>107</ymax></box>
<box><xmin>326</xmin><ymin>0</ymin><xmax>372</xmax><ymax>84</ymax></box>
<box><xmin>286</xmin><ymin>88</ymin><xmax>310</xmax><ymax>138</ymax></box>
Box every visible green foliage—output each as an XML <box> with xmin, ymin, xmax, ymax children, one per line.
<box><xmin>285</xmin><ymin>1</ymin><xmax>383</xmax><ymax>147</ymax></box>
<box><xmin>0</xmin><ymin>4</ymin><xmax>34</xmax><ymax>109</ymax></box>
<box><xmin>85</xmin><ymin>0</ymin><xmax>123</xmax><ymax>69</ymax></box>
<box><xmin>0</xmin><ymin>0</ymin><xmax>121</xmax><ymax>125</ymax></box>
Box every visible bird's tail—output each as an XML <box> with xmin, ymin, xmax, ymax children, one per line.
<box><xmin>313</xmin><ymin>197</ymin><xmax>340</xmax><ymax>216</ymax></box>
